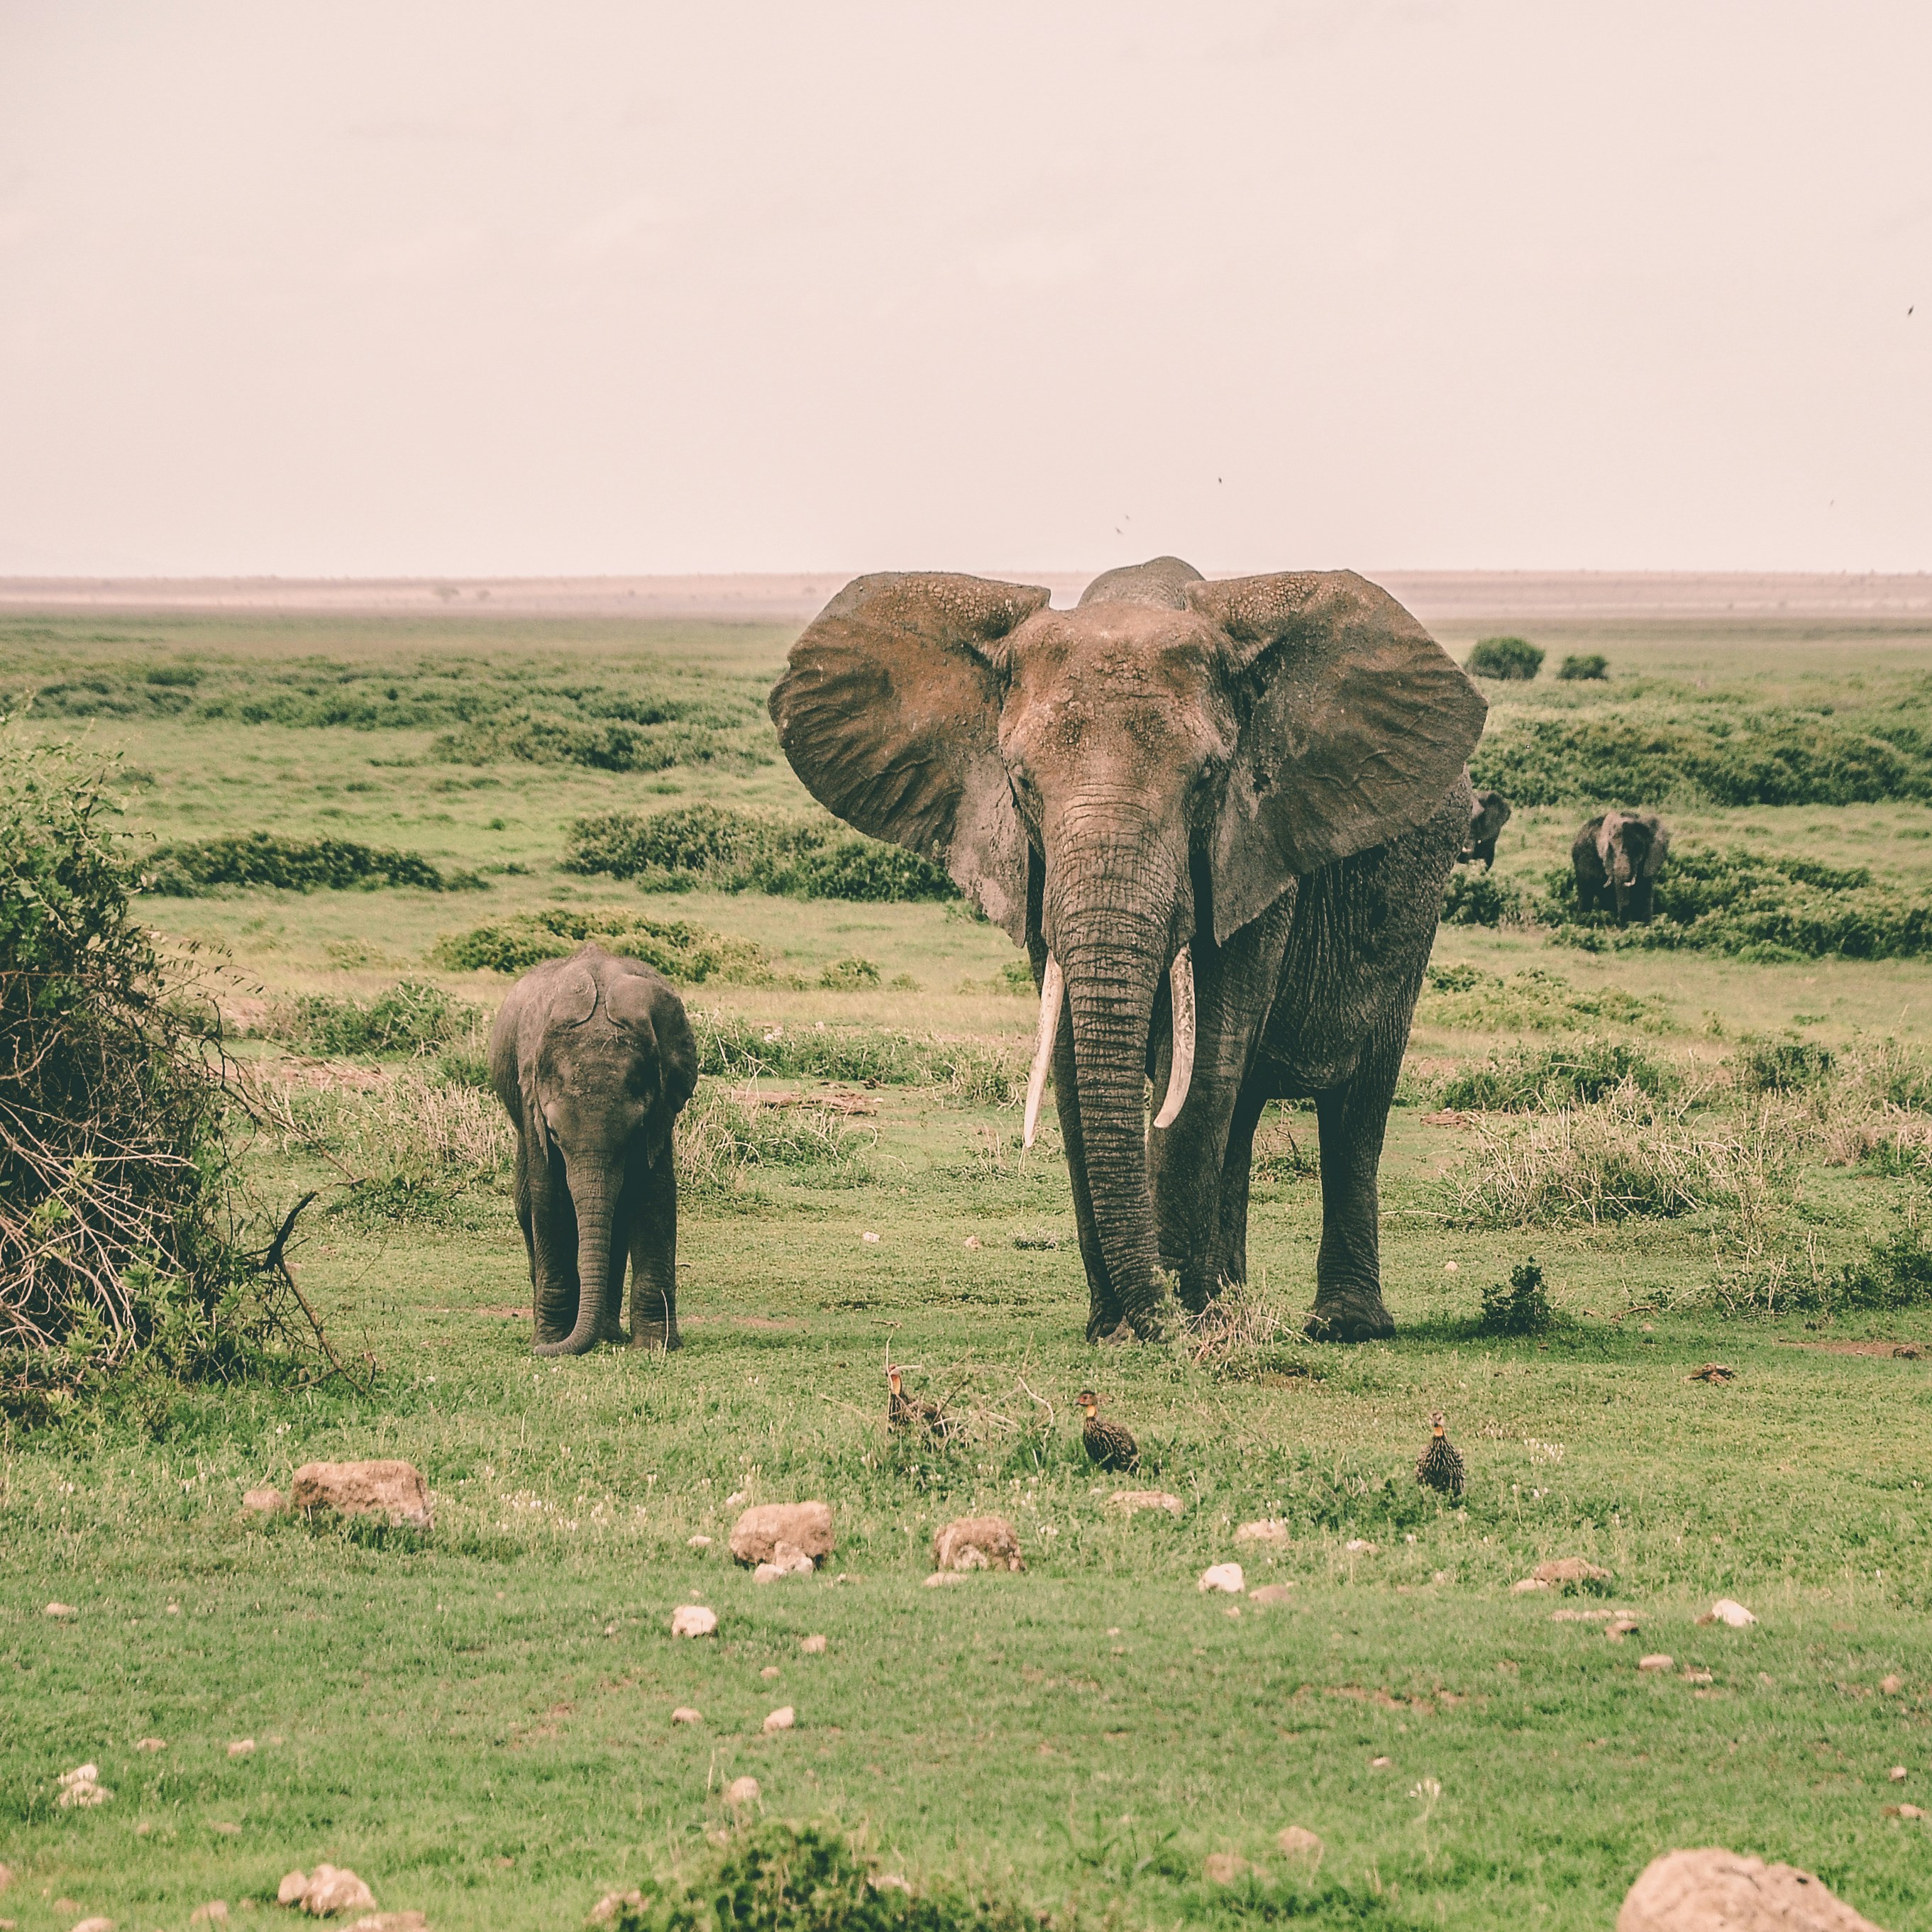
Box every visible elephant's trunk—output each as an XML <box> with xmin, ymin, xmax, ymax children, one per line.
<box><xmin>534</xmin><ymin>1176</ymin><xmax>615</xmax><ymax>1357</ymax></box>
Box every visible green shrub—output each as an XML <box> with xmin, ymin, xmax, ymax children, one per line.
<box><xmin>432</xmin><ymin>910</ymin><xmax>783</xmax><ymax>986</ymax></box>
<box><xmin>1419</xmin><ymin>962</ymin><xmax>1666</xmax><ymax>1032</ymax></box>
<box><xmin>437</xmin><ymin>712</ymin><xmax>756</xmax><ymax>774</ymax></box>
<box><xmin>1823</xmin><ymin>1218</ymin><xmax>1932</xmax><ymax>1311</ymax></box>
<box><xmin>1442</xmin><ymin>1038</ymin><xmax>1672</xmax><ymax>1113</ymax></box>
<box><xmin>1478</xmin><ymin>1259</ymin><xmax>1552</xmax><ymax>1335</ymax></box>
<box><xmin>609</xmin><ymin>1818</ymin><xmax>1032</xmax><ymax>1932</ymax></box>
<box><xmin>1474</xmin><ymin>714</ymin><xmax>1932</xmax><ymax>808</ymax></box>
<box><xmin>288</xmin><ymin>979</ymin><xmax>482</xmax><ymax>1057</ymax></box>
<box><xmin>677</xmin><ymin>1092</ymin><xmax>877</xmax><ymax>1199</ymax></box>
<box><xmin>1440</xmin><ymin>870</ymin><xmax>1530</xmax><ymax>927</ymax></box>
<box><xmin>144</xmin><ymin>832</ymin><xmax>483</xmax><ymax>895</ymax></box>
<box><xmin>1556</xmin><ymin>653</ymin><xmax>1609</xmax><ymax>681</ymax></box>
<box><xmin>820</xmin><ymin>955</ymin><xmax>882</xmax><ymax>989</ymax></box>
<box><xmin>564</xmin><ymin>805</ymin><xmax>956</xmax><ymax>902</ymax></box>
<box><xmin>1</xmin><ymin>729</ymin><xmax>265</xmax><ymax>1407</ymax></box>
<box><xmin>1740</xmin><ymin>1040</ymin><xmax>1834</xmax><ymax>1091</ymax></box>
<box><xmin>1467</xmin><ymin>636</ymin><xmax>1545</xmax><ymax>680</ymax></box>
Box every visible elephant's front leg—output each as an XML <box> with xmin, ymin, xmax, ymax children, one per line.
<box><xmin>626</xmin><ymin>1151</ymin><xmax>680</xmax><ymax>1351</ymax></box>
<box><xmin>1305</xmin><ymin>1047</ymin><xmax>1402</xmax><ymax>1343</ymax></box>
<box><xmin>529</xmin><ymin>1145</ymin><xmax>582</xmax><ymax>1349</ymax></box>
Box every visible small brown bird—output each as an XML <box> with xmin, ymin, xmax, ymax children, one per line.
<box><xmin>1078</xmin><ymin>1389</ymin><xmax>1139</xmax><ymax>1472</ymax></box>
<box><xmin>887</xmin><ymin>1364</ymin><xmax>954</xmax><ymax>1442</ymax></box>
<box><xmin>1415</xmin><ymin>1411</ymin><xmax>1464</xmax><ymax>1498</ymax></box>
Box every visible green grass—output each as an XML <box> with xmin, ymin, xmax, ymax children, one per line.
<box><xmin>3</xmin><ymin>607</ymin><xmax>1931</xmax><ymax>1931</ymax></box>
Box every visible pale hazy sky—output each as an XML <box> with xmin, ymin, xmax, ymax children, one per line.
<box><xmin>3</xmin><ymin>3</ymin><xmax>1928</xmax><ymax>578</ymax></box>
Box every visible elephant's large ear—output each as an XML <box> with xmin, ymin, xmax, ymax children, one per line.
<box><xmin>1191</xmin><ymin>571</ymin><xmax>1487</xmax><ymax>943</ymax></box>
<box><xmin>769</xmin><ymin>573</ymin><xmax>1050</xmax><ymax>942</ymax></box>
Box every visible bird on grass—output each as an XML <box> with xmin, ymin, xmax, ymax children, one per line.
<box><xmin>1078</xmin><ymin>1390</ymin><xmax>1139</xmax><ymax>1473</ymax></box>
<box><xmin>887</xmin><ymin>1364</ymin><xmax>955</xmax><ymax>1442</ymax></box>
<box><xmin>1415</xmin><ymin>1411</ymin><xmax>1464</xmax><ymax>1498</ymax></box>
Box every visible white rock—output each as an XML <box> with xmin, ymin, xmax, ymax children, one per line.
<box><xmin>670</xmin><ymin>1604</ymin><xmax>718</xmax><ymax>1638</ymax></box>
<box><xmin>1889</xmin><ymin>1766</ymin><xmax>1906</xmax><ymax>1782</ymax></box>
<box><xmin>301</xmin><ymin>1866</ymin><xmax>377</xmax><ymax>1916</ymax></box>
<box><xmin>279</xmin><ymin>1872</ymin><xmax>311</xmax><ymax>1906</ymax></box>
<box><xmin>1109</xmin><ymin>1491</ymin><xmax>1184</xmax><ymax>1519</ymax></box>
<box><xmin>134</xmin><ymin>1738</ymin><xmax>166</xmax><ymax>1752</ymax></box>
<box><xmin>1234</xmin><ymin>1519</ymin><xmax>1291</xmax><ymax>1545</ymax></box>
<box><xmin>754</xmin><ymin>1552</ymin><xmax>815</xmax><ymax>1583</ymax></box>
<box><xmin>1203</xmin><ymin>1853</ymin><xmax>1252</xmax><ymax>1884</ymax></box>
<box><xmin>724</xmin><ymin>1776</ymin><xmax>761</xmax><ymax>1807</ymax></box>
<box><xmin>190</xmin><ymin>1904</ymin><xmax>228</xmax><ymax>1925</ymax></box>
<box><xmin>1704</xmin><ymin>1599</ymin><xmax>1757</xmax><ymax>1628</ymax></box>
<box><xmin>1617</xmin><ymin>1846</ymin><xmax>1889</xmax><ymax>1932</ymax></box>
<box><xmin>72</xmin><ymin>1919</ymin><xmax>115</xmax><ymax>1932</ymax></box>
<box><xmin>862</xmin><ymin>1232</ymin><xmax>880</xmax><ymax>1244</ymax></box>
<box><xmin>671</xmin><ymin>1707</ymin><xmax>702</xmax><ymax>1725</ymax></box>
<box><xmin>45</xmin><ymin>1601</ymin><xmax>78</xmax><ymax>1618</ymax></box>
<box><xmin>1444</xmin><ymin>1262</ymin><xmax>1459</xmax><ymax>1274</ymax></box>
<box><xmin>687</xmin><ymin>1535</ymin><xmax>712</xmax><ymax>1549</ymax></box>
<box><xmin>922</xmin><ymin>1572</ymin><xmax>969</xmax><ymax>1589</ymax></box>
<box><xmin>1639</xmin><ymin>1654</ymin><xmax>1674</xmax><ymax>1672</ymax></box>
<box><xmin>963</xmin><ymin>1236</ymin><xmax>981</xmax><ymax>1251</ymax></box>
<box><xmin>1345</xmin><ymin>1539</ymin><xmax>1377</xmax><ymax>1555</ymax></box>
<box><xmin>228</xmin><ymin>1739</ymin><xmax>255</xmax><ymax>1759</ymax></box>
<box><xmin>800</xmin><ymin>1634</ymin><xmax>827</xmax><ymax>1654</ymax></box>
<box><xmin>762</xmin><ymin>1706</ymin><xmax>795</xmax><ymax>1733</ymax></box>
<box><xmin>1276</xmin><ymin>1826</ymin><xmax>1324</xmax><ymax>1863</ymax></box>
<box><xmin>56</xmin><ymin>1763</ymin><xmax>110</xmax><ymax>1808</ymax></box>
<box><xmin>587</xmin><ymin>1894</ymin><xmax>644</xmax><ymax>1926</ymax></box>
<box><xmin>1198</xmin><ymin>1563</ymin><xmax>1245</xmax><ymax>1595</ymax></box>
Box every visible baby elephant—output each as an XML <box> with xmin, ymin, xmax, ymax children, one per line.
<box><xmin>490</xmin><ymin>944</ymin><xmax>697</xmax><ymax>1354</ymax></box>
<box><xmin>1460</xmin><ymin>788</ymin><xmax>1513</xmax><ymax>868</ymax></box>
<box><xmin>1572</xmin><ymin>809</ymin><xmax>1669</xmax><ymax>924</ymax></box>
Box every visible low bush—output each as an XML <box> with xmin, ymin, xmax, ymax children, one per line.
<box><xmin>1478</xmin><ymin>1258</ymin><xmax>1552</xmax><ymax>1336</ymax></box>
<box><xmin>1739</xmin><ymin>1039</ymin><xmax>1833</xmax><ymax>1091</ymax></box>
<box><xmin>1467</xmin><ymin>636</ymin><xmax>1545</xmax><ymax>680</ymax></box>
<box><xmin>688</xmin><ymin>1012</ymin><xmax>1025</xmax><ymax>1104</ymax></box>
<box><xmin>1824</xmin><ymin>1216</ymin><xmax>1932</xmax><ymax>1311</ymax></box>
<box><xmin>1418</xmin><ymin>962</ymin><xmax>1666</xmax><ymax>1032</ymax></box>
<box><xmin>564</xmin><ymin>804</ymin><xmax>956</xmax><ymax>902</ymax></box>
<box><xmin>1473</xmin><ymin>712</ymin><xmax>1932</xmax><ymax>808</ymax></box>
<box><xmin>820</xmin><ymin>955</ymin><xmax>881</xmax><ymax>989</ymax></box>
<box><xmin>1556</xmin><ymin>653</ymin><xmax>1609</xmax><ymax>681</ymax></box>
<box><xmin>144</xmin><ymin>832</ymin><xmax>484</xmax><ymax>895</ymax></box>
<box><xmin>676</xmin><ymin>1090</ymin><xmax>877</xmax><ymax>1200</ymax></box>
<box><xmin>1440</xmin><ymin>870</ymin><xmax>1531</xmax><ymax>927</ymax></box>
<box><xmin>608</xmin><ymin>1818</ymin><xmax>1034</xmax><ymax>1932</ymax></box>
<box><xmin>286</xmin><ymin>979</ymin><xmax>483</xmax><ymax>1058</ymax></box>
<box><xmin>1447</xmin><ymin>1084</ymin><xmax>1784</xmax><ymax>1228</ymax></box>
<box><xmin>1442</xmin><ymin>1038</ymin><xmax>1672</xmax><ymax>1112</ymax></box>
<box><xmin>1545</xmin><ymin>843</ymin><xmax>1932</xmax><ymax>960</ymax></box>
<box><xmin>438</xmin><ymin>712</ymin><xmax>761</xmax><ymax>775</ymax></box>
<box><xmin>432</xmin><ymin>910</ymin><xmax>783</xmax><ymax>985</ymax></box>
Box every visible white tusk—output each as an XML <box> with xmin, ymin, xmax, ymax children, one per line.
<box><xmin>1152</xmin><ymin>946</ymin><xmax>1196</xmax><ymax>1131</ymax></box>
<box><xmin>1021</xmin><ymin>954</ymin><xmax>1064</xmax><ymax>1149</ymax></box>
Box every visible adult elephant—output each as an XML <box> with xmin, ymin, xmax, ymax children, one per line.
<box><xmin>769</xmin><ymin>558</ymin><xmax>1486</xmax><ymax>1342</ymax></box>
<box><xmin>490</xmin><ymin>945</ymin><xmax>697</xmax><ymax>1355</ymax></box>
<box><xmin>1572</xmin><ymin>809</ymin><xmax>1669</xmax><ymax>924</ymax></box>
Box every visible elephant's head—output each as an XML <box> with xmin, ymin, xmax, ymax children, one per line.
<box><xmin>769</xmin><ymin>558</ymin><xmax>1484</xmax><ymax>1332</ymax></box>
<box><xmin>1462</xmin><ymin>788</ymin><xmax>1513</xmax><ymax>865</ymax></box>
<box><xmin>1594</xmin><ymin>810</ymin><xmax>1668</xmax><ymax>922</ymax></box>
<box><xmin>520</xmin><ymin>946</ymin><xmax>695</xmax><ymax>1355</ymax></box>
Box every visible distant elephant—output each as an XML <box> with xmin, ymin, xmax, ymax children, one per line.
<box><xmin>1460</xmin><ymin>788</ymin><xmax>1512</xmax><ymax>868</ymax></box>
<box><xmin>770</xmin><ymin>557</ymin><xmax>1486</xmax><ymax>1343</ymax></box>
<box><xmin>1572</xmin><ymin>810</ymin><xmax>1669</xmax><ymax>924</ymax></box>
<box><xmin>489</xmin><ymin>944</ymin><xmax>697</xmax><ymax>1354</ymax></box>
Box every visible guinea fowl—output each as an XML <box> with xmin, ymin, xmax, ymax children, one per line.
<box><xmin>1078</xmin><ymin>1390</ymin><xmax>1139</xmax><ymax>1473</ymax></box>
<box><xmin>1415</xmin><ymin>1411</ymin><xmax>1464</xmax><ymax>1498</ymax></box>
<box><xmin>887</xmin><ymin>1365</ymin><xmax>954</xmax><ymax>1442</ymax></box>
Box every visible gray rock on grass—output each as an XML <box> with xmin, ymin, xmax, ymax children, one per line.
<box><xmin>1618</xmin><ymin>1848</ymin><xmax>1889</xmax><ymax>1932</ymax></box>
<box><xmin>932</xmin><ymin>1516</ymin><xmax>1025</xmax><ymax>1573</ymax></box>
<box><xmin>729</xmin><ymin>1502</ymin><xmax>832</xmax><ymax>1569</ymax></box>
<box><xmin>290</xmin><ymin>1462</ymin><xmax>431</xmax><ymax>1531</ymax></box>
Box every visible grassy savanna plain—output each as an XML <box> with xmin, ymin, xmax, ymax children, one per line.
<box><xmin>3</xmin><ymin>601</ymin><xmax>1932</xmax><ymax>1931</ymax></box>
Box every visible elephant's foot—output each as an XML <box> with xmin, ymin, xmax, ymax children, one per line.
<box><xmin>1304</xmin><ymin>1295</ymin><xmax>1395</xmax><ymax>1344</ymax></box>
<box><xmin>631</xmin><ymin>1321</ymin><xmax>681</xmax><ymax>1352</ymax></box>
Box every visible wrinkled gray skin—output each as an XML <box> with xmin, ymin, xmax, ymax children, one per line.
<box><xmin>489</xmin><ymin>945</ymin><xmax>697</xmax><ymax>1355</ymax></box>
<box><xmin>770</xmin><ymin>557</ymin><xmax>1487</xmax><ymax>1343</ymax></box>
<box><xmin>1572</xmin><ymin>810</ymin><xmax>1669</xmax><ymax>924</ymax></box>
<box><xmin>1461</xmin><ymin>788</ymin><xmax>1512</xmax><ymax>868</ymax></box>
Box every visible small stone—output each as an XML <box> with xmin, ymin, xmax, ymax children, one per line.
<box><xmin>670</xmin><ymin>1708</ymin><xmax>701</xmax><ymax>1725</ymax></box>
<box><xmin>761</xmin><ymin>1665</ymin><xmax>780</xmax><ymax>1680</ymax></box>
<box><xmin>862</xmin><ymin>1232</ymin><xmax>880</xmax><ymax>1243</ymax></box>
<box><xmin>134</xmin><ymin>1738</ymin><xmax>166</xmax><ymax>1752</ymax></box>
<box><xmin>1683</xmin><ymin>1670</ymin><xmax>1714</xmax><ymax>1685</ymax></box>
<box><xmin>241</xmin><ymin>1487</ymin><xmax>285</xmax><ymax>1516</ymax></box>
<box><xmin>963</xmin><ymin>1235</ymin><xmax>981</xmax><ymax>1250</ymax></box>
<box><xmin>762</xmin><ymin>1706</ymin><xmax>795</xmax><ymax>1733</ymax></box>
<box><xmin>1203</xmin><ymin>1853</ymin><xmax>1251</xmax><ymax>1884</ymax></box>
<box><xmin>1234</xmin><ymin>1519</ymin><xmax>1291</xmax><ymax>1546</ymax></box>
<box><xmin>1696</xmin><ymin>1598</ymin><xmax>1757</xmax><ymax>1628</ymax></box>
<box><xmin>190</xmin><ymin>1905</ymin><xmax>229</xmax><ymax>1926</ymax></box>
<box><xmin>1276</xmin><ymin>1826</ymin><xmax>1323</xmax><ymax>1863</ymax></box>
<box><xmin>754</xmin><ymin>1555</ymin><xmax>814</xmax><ymax>1583</ymax></box>
<box><xmin>1248</xmin><ymin>1584</ymin><xmax>1296</xmax><ymax>1607</ymax></box>
<box><xmin>1638</xmin><ymin>1653</ymin><xmax>1674</xmax><ymax>1672</ymax></box>
<box><xmin>1532</xmin><ymin>1557</ymin><xmax>1612</xmax><ymax>1588</ymax></box>
<box><xmin>1887</xmin><ymin>1804</ymin><xmax>1926</xmax><ymax>1820</ymax></box>
<box><xmin>670</xmin><ymin>1605</ymin><xmax>717</xmax><ymax>1638</ymax></box>
<box><xmin>1511</xmin><ymin>1577</ymin><xmax>1550</xmax><ymax>1594</ymax></box>
<box><xmin>56</xmin><ymin>1764</ymin><xmax>109</xmax><ymax>1808</ymax></box>
<box><xmin>1345</xmin><ymin>1539</ymin><xmax>1376</xmax><ymax>1555</ymax></box>
<box><xmin>1619</xmin><ymin>1847</ymin><xmax>1892</xmax><ymax>1931</ymax></box>
<box><xmin>45</xmin><ymin>1602</ymin><xmax>77</xmax><ymax>1618</ymax></box>
<box><xmin>1198</xmin><ymin>1563</ymin><xmax>1245</xmax><ymax>1595</ymax></box>
<box><xmin>1882</xmin><ymin>1674</ymin><xmax>1904</xmax><ymax>1694</ymax></box>
<box><xmin>587</xmin><ymin>1895</ymin><xmax>644</xmax><ymax>1927</ymax></box>
<box><xmin>687</xmin><ymin>1535</ymin><xmax>712</xmax><ymax>1549</ymax></box>
<box><xmin>300</xmin><ymin>1865</ymin><xmax>376</xmax><ymax>1916</ymax></box>
<box><xmin>344</xmin><ymin>1915</ymin><xmax>428</xmax><ymax>1932</ymax></box>
<box><xmin>1890</xmin><ymin>1766</ymin><xmax>1908</xmax><ymax>1782</ymax></box>
<box><xmin>729</xmin><ymin>1502</ymin><xmax>833</xmax><ymax>1569</ymax></box>
<box><xmin>932</xmin><ymin>1515</ymin><xmax>1025</xmax><ymax>1573</ymax></box>
<box><xmin>228</xmin><ymin>1738</ymin><xmax>255</xmax><ymax>1759</ymax></box>
<box><xmin>800</xmin><ymin>1634</ymin><xmax>827</xmax><ymax>1654</ymax></box>
<box><xmin>290</xmin><ymin>1460</ymin><xmax>431</xmax><ymax>1531</ymax></box>
<box><xmin>724</xmin><ymin>1776</ymin><xmax>761</xmax><ymax>1808</ymax></box>
<box><xmin>922</xmin><ymin>1572</ymin><xmax>969</xmax><ymax>1588</ymax></box>
<box><xmin>1370</xmin><ymin>1755</ymin><xmax>1393</xmax><ymax>1769</ymax></box>
<box><xmin>72</xmin><ymin>1920</ymin><xmax>115</xmax><ymax>1932</ymax></box>
<box><xmin>279</xmin><ymin>1872</ymin><xmax>310</xmax><ymax>1906</ymax></box>
<box><xmin>1444</xmin><ymin>1261</ymin><xmax>1459</xmax><ymax>1274</ymax></box>
<box><xmin>1607</xmin><ymin>1617</ymin><xmax>1642</xmax><ymax>1640</ymax></box>
<box><xmin>1110</xmin><ymin>1490</ymin><xmax>1184</xmax><ymax>1519</ymax></box>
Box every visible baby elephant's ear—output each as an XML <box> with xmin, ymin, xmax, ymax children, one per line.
<box><xmin>1190</xmin><ymin>571</ymin><xmax>1488</xmax><ymax>942</ymax></box>
<box><xmin>769</xmin><ymin>573</ymin><xmax>1050</xmax><ymax>942</ymax></box>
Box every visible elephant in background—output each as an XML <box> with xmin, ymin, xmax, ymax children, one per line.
<box><xmin>771</xmin><ymin>556</ymin><xmax>1486</xmax><ymax>1343</ymax></box>
<box><xmin>1573</xmin><ymin>810</ymin><xmax>1669</xmax><ymax>924</ymax></box>
<box><xmin>1460</xmin><ymin>788</ymin><xmax>1512</xmax><ymax>868</ymax></box>
<box><xmin>490</xmin><ymin>944</ymin><xmax>697</xmax><ymax>1355</ymax></box>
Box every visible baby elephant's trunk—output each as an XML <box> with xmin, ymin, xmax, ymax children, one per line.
<box><xmin>534</xmin><ymin>1182</ymin><xmax>615</xmax><ymax>1357</ymax></box>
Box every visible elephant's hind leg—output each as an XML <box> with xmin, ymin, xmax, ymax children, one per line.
<box><xmin>1304</xmin><ymin>1053</ymin><xmax>1400</xmax><ymax>1344</ymax></box>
